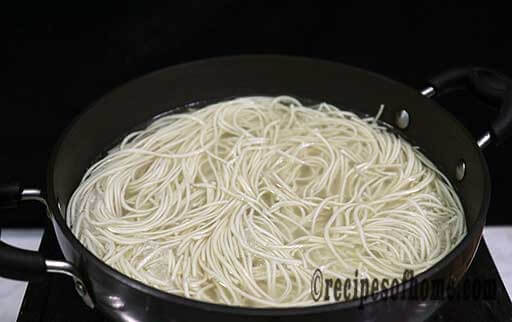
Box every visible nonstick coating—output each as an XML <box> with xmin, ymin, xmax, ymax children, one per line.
<box><xmin>46</xmin><ymin>55</ymin><xmax>490</xmax><ymax>322</ymax></box>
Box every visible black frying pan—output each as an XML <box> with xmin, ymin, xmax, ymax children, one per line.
<box><xmin>1</xmin><ymin>56</ymin><xmax>511</xmax><ymax>322</ymax></box>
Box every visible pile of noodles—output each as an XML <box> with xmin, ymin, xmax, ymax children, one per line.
<box><xmin>67</xmin><ymin>96</ymin><xmax>465</xmax><ymax>307</ymax></box>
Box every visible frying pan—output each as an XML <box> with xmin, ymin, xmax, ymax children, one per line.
<box><xmin>1</xmin><ymin>56</ymin><xmax>511</xmax><ymax>322</ymax></box>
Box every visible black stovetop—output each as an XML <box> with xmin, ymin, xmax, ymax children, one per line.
<box><xmin>16</xmin><ymin>222</ymin><xmax>512</xmax><ymax>322</ymax></box>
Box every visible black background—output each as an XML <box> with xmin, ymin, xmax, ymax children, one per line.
<box><xmin>2</xmin><ymin>2</ymin><xmax>511</xmax><ymax>225</ymax></box>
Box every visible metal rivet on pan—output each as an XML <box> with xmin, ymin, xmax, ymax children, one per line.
<box><xmin>455</xmin><ymin>160</ymin><xmax>466</xmax><ymax>181</ymax></box>
<box><xmin>395</xmin><ymin>110</ymin><xmax>410</xmax><ymax>129</ymax></box>
<box><xmin>107</xmin><ymin>295</ymin><xmax>125</xmax><ymax>309</ymax></box>
<box><xmin>75</xmin><ymin>280</ymin><xmax>87</xmax><ymax>297</ymax></box>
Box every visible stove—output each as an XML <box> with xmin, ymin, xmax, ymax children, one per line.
<box><xmin>16</xmin><ymin>223</ymin><xmax>512</xmax><ymax>322</ymax></box>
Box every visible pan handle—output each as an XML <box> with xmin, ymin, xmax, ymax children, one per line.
<box><xmin>0</xmin><ymin>183</ymin><xmax>94</xmax><ymax>308</ymax></box>
<box><xmin>422</xmin><ymin>67</ymin><xmax>512</xmax><ymax>148</ymax></box>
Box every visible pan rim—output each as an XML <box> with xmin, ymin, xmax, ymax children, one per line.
<box><xmin>46</xmin><ymin>54</ymin><xmax>492</xmax><ymax>316</ymax></box>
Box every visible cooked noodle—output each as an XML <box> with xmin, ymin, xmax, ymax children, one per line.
<box><xmin>67</xmin><ymin>96</ymin><xmax>466</xmax><ymax>307</ymax></box>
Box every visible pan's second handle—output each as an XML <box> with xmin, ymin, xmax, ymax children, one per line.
<box><xmin>424</xmin><ymin>67</ymin><xmax>512</xmax><ymax>148</ymax></box>
<box><xmin>0</xmin><ymin>184</ymin><xmax>48</xmax><ymax>281</ymax></box>
<box><xmin>0</xmin><ymin>184</ymin><xmax>94</xmax><ymax>308</ymax></box>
